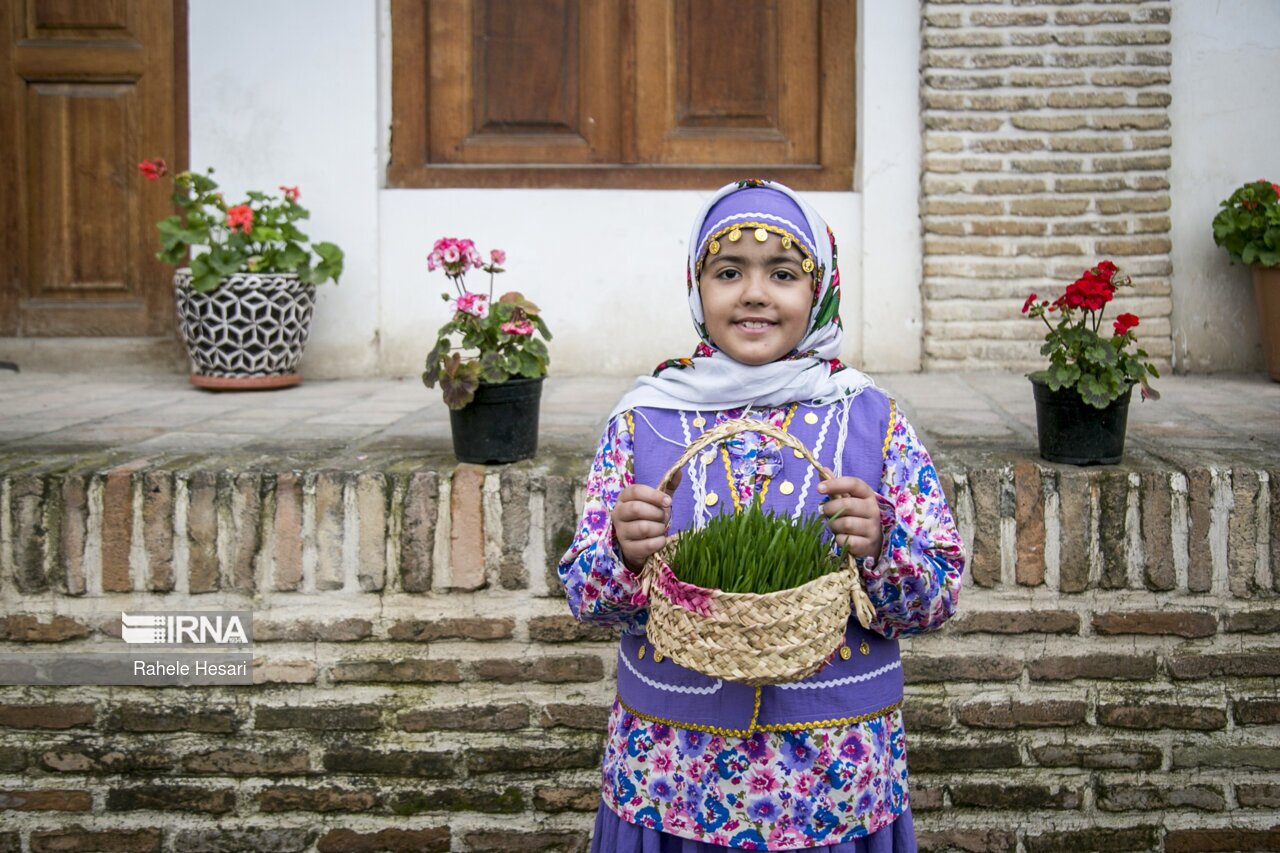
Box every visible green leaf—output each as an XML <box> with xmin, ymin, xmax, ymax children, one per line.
<box><xmin>278</xmin><ymin>243</ymin><xmax>308</xmax><ymax>271</ymax></box>
<box><xmin>311</xmin><ymin>242</ymin><xmax>344</xmax><ymax>284</ymax></box>
<box><xmin>204</xmin><ymin>246</ymin><xmax>242</xmax><ymax>276</ymax></box>
<box><xmin>1046</xmin><ymin>361</ymin><xmax>1080</xmax><ymax>391</ymax></box>
<box><xmin>524</xmin><ymin>337</ymin><xmax>548</xmax><ymax>359</ymax></box>
<box><xmin>314</xmin><ymin>241</ymin><xmax>343</xmax><ymax>263</ymax></box>
<box><xmin>479</xmin><ymin>351</ymin><xmax>507</xmax><ymax>384</ymax></box>
<box><xmin>440</xmin><ymin>361</ymin><xmax>480</xmax><ymax>410</ymax></box>
<box><xmin>1077</xmin><ymin>373</ymin><xmax>1114</xmax><ymax>409</ymax></box>
<box><xmin>1086</xmin><ymin>342</ymin><xmax>1117</xmax><ymax>367</ymax></box>
<box><xmin>421</xmin><ymin>341</ymin><xmax>447</xmax><ymax>388</ymax></box>
<box><xmin>189</xmin><ymin>254</ymin><xmax>228</xmax><ymax>290</ymax></box>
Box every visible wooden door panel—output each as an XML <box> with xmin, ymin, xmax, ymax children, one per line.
<box><xmin>27</xmin><ymin>83</ymin><xmax>138</xmax><ymax>297</ymax></box>
<box><xmin>678</xmin><ymin>0</ymin><xmax>776</xmax><ymax>130</ymax></box>
<box><xmin>425</xmin><ymin>0</ymin><xmax>619</xmax><ymax>165</ymax></box>
<box><xmin>637</xmin><ymin>0</ymin><xmax>818</xmax><ymax>165</ymax></box>
<box><xmin>476</xmin><ymin>0</ymin><xmax>578</xmax><ymax>133</ymax></box>
<box><xmin>27</xmin><ymin>0</ymin><xmax>133</xmax><ymax>38</ymax></box>
<box><xmin>0</xmin><ymin>0</ymin><xmax>184</xmax><ymax>337</ymax></box>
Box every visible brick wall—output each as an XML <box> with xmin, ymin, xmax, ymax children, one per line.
<box><xmin>1</xmin><ymin>450</ymin><xmax>1278</xmax><ymax>852</ymax></box>
<box><xmin>921</xmin><ymin>0</ymin><xmax>1176</xmax><ymax>372</ymax></box>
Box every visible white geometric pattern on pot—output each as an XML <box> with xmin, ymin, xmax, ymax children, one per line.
<box><xmin>174</xmin><ymin>270</ymin><xmax>316</xmax><ymax>377</ymax></box>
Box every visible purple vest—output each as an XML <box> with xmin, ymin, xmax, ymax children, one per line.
<box><xmin>618</xmin><ymin>391</ymin><xmax>903</xmax><ymax>734</ymax></box>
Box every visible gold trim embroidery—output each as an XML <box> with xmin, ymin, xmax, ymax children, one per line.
<box><xmin>756</xmin><ymin>701</ymin><xmax>902</xmax><ymax>732</ymax></box>
<box><xmin>616</xmin><ymin>693</ymin><xmax>902</xmax><ymax>736</ymax></box>
<box><xmin>881</xmin><ymin>399</ymin><xmax>896</xmax><ymax>458</ymax></box>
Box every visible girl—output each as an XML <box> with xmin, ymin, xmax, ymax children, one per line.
<box><xmin>557</xmin><ymin>179</ymin><xmax>964</xmax><ymax>852</ymax></box>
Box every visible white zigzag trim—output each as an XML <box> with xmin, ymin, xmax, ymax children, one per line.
<box><xmin>698</xmin><ymin>211</ymin><xmax>817</xmax><ymax>258</ymax></box>
<box><xmin>619</xmin><ymin>646</ymin><xmax>723</xmax><ymax>695</ymax></box>
<box><xmin>775</xmin><ymin>659</ymin><xmax>902</xmax><ymax>690</ymax></box>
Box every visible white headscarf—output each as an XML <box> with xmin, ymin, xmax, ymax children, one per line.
<box><xmin>608</xmin><ymin>180</ymin><xmax>876</xmax><ymax>421</ymax></box>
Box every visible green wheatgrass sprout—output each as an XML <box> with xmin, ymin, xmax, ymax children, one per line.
<box><xmin>668</xmin><ymin>493</ymin><xmax>849</xmax><ymax>595</ymax></box>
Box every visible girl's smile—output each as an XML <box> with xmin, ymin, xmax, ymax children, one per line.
<box><xmin>698</xmin><ymin>235</ymin><xmax>813</xmax><ymax>365</ymax></box>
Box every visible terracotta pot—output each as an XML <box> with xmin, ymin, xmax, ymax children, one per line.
<box><xmin>174</xmin><ymin>270</ymin><xmax>316</xmax><ymax>391</ymax></box>
<box><xmin>1251</xmin><ymin>265</ymin><xmax>1280</xmax><ymax>382</ymax></box>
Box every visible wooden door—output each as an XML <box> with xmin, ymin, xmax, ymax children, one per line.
<box><xmin>0</xmin><ymin>0</ymin><xmax>187</xmax><ymax>336</ymax></box>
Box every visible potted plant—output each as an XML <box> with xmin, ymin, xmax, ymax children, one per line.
<box><xmin>421</xmin><ymin>237</ymin><xmax>551</xmax><ymax>464</ymax></box>
<box><xmin>1021</xmin><ymin>260</ymin><xmax>1160</xmax><ymax>465</ymax></box>
<box><xmin>138</xmin><ymin>158</ymin><xmax>344</xmax><ymax>390</ymax></box>
<box><xmin>1212</xmin><ymin>178</ymin><xmax>1280</xmax><ymax>381</ymax></box>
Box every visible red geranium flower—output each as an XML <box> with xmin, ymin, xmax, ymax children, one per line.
<box><xmin>137</xmin><ymin>158</ymin><xmax>167</xmax><ymax>181</ymax></box>
<box><xmin>226</xmin><ymin>204</ymin><xmax>254</xmax><ymax>234</ymax></box>
<box><xmin>1021</xmin><ymin>293</ymin><xmax>1038</xmax><ymax>314</ymax></box>
<box><xmin>1113</xmin><ymin>312</ymin><xmax>1140</xmax><ymax>336</ymax></box>
<box><xmin>279</xmin><ymin>185</ymin><xmax>300</xmax><ymax>203</ymax></box>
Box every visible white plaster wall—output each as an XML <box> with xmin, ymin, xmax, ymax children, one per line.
<box><xmin>858</xmin><ymin>0</ymin><xmax>924</xmax><ymax>372</ymax></box>
<box><xmin>188</xmin><ymin>0</ymin><xmax>382</xmax><ymax>377</ymax></box>
<box><xmin>188</xmin><ymin>0</ymin><xmax>921</xmax><ymax>378</ymax></box>
<box><xmin>1170</xmin><ymin>0</ymin><xmax>1280</xmax><ymax>373</ymax></box>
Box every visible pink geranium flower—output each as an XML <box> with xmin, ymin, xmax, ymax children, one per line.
<box><xmin>454</xmin><ymin>291</ymin><xmax>489</xmax><ymax>318</ymax></box>
<box><xmin>490</xmin><ymin>248</ymin><xmax>506</xmax><ymax>265</ymax></box>
<box><xmin>501</xmin><ymin>319</ymin><xmax>534</xmax><ymax>336</ymax></box>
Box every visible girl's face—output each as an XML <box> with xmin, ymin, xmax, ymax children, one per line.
<box><xmin>698</xmin><ymin>233</ymin><xmax>813</xmax><ymax>366</ymax></box>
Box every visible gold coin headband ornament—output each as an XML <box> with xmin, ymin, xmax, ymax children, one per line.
<box><xmin>705</xmin><ymin>224</ymin><xmax>819</xmax><ymax>276</ymax></box>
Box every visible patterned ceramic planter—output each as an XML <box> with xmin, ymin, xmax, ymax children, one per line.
<box><xmin>174</xmin><ymin>269</ymin><xmax>316</xmax><ymax>390</ymax></box>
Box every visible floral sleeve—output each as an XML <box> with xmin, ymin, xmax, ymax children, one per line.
<box><xmin>860</xmin><ymin>405</ymin><xmax>965</xmax><ymax>638</ymax></box>
<box><xmin>556</xmin><ymin>411</ymin><xmax>648</xmax><ymax>632</ymax></box>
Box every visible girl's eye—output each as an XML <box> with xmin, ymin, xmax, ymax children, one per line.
<box><xmin>774</xmin><ymin>269</ymin><xmax>796</xmax><ymax>281</ymax></box>
<box><xmin>717</xmin><ymin>269</ymin><xmax>741</xmax><ymax>280</ymax></box>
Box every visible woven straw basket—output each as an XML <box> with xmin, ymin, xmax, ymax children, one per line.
<box><xmin>640</xmin><ymin>418</ymin><xmax>875</xmax><ymax>686</ymax></box>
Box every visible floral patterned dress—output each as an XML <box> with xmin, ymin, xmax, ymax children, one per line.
<box><xmin>558</xmin><ymin>401</ymin><xmax>965</xmax><ymax>851</ymax></box>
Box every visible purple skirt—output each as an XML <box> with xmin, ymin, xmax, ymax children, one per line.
<box><xmin>590</xmin><ymin>803</ymin><xmax>916</xmax><ymax>853</ymax></box>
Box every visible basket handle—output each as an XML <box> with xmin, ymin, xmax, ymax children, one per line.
<box><xmin>655</xmin><ymin>417</ymin><xmax>835</xmax><ymax>493</ymax></box>
<box><xmin>650</xmin><ymin>416</ymin><xmax>876</xmax><ymax>630</ymax></box>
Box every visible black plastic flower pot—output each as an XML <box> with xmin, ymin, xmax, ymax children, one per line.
<box><xmin>1031</xmin><ymin>378</ymin><xmax>1132</xmax><ymax>465</ymax></box>
<box><xmin>448</xmin><ymin>376</ymin><xmax>544</xmax><ymax>464</ymax></box>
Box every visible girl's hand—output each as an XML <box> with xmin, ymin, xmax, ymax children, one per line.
<box><xmin>817</xmin><ymin>475</ymin><xmax>884</xmax><ymax>559</ymax></box>
<box><xmin>611</xmin><ymin>480</ymin><xmax>676</xmax><ymax>573</ymax></box>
